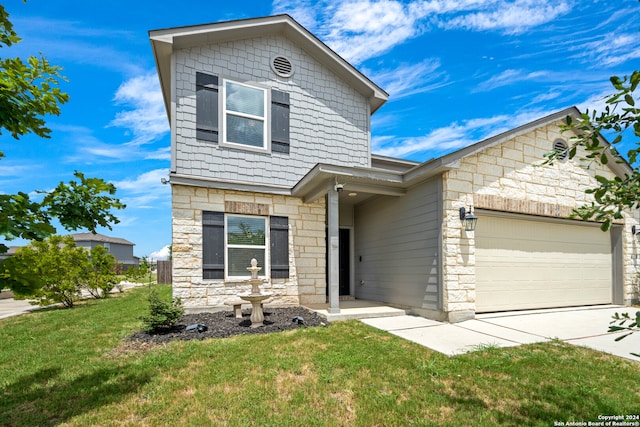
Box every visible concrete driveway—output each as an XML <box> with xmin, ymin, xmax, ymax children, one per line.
<box><xmin>0</xmin><ymin>298</ymin><xmax>41</xmax><ymax>320</ymax></box>
<box><xmin>361</xmin><ymin>305</ymin><xmax>640</xmax><ymax>361</ymax></box>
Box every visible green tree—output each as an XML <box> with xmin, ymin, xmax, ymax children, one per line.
<box><xmin>139</xmin><ymin>288</ymin><xmax>184</xmax><ymax>333</ymax></box>
<box><xmin>0</xmin><ymin>235</ymin><xmax>87</xmax><ymax>307</ymax></box>
<box><xmin>545</xmin><ymin>71</ymin><xmax>640</xmax><ymax>230</ymax></box>
<box><xmin>545</xmin><ymin>71</ymin><xmax>640</xmax><ymax>351</ymax></box>
<box><xmin>83</xmin><ymin>245</ymin><xmax>117</xmax><ymax>298</ymax></box>
<box><xmin>125</xmin><ymin>256</ymin><xmax>151</xmax><ymax>283</ymax></box>
<box><xmin>0</xmin><ymin>4</ymin><xmax>125</xmax><ymax>253</ymax></box>
<box><xmin>0</xmin><ymin>4</ymin><xmax>68</xmax><ymax>142</ymax></box>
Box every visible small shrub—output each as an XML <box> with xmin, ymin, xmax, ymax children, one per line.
<box><xmin>140</xmin><ymin>288</ymin><xmax>184</xmax><ymax>332</ymax></box>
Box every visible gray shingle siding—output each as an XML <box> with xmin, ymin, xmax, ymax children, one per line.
<box><xmin>174</xmin><ymin>34</ymin><xmax>371</xmax><ymax>187</ymax></box>
<box><xmin>354</xmin><ymin>177</ymin><xmax>442</xmax><ymax>311</ymax></box>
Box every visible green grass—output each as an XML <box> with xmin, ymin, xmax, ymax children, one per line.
<box><xmin>1</xmin><ymin>285</ymin><xmax>639</xmax><ymax>426</ymax></box>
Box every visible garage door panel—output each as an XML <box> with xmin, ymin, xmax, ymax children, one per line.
<box><xmin>475</xmin><ymin>215</ymin><xmax>612</xmax><ymax>312</ymax></box>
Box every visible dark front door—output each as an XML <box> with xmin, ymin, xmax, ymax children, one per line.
<box><xmin>326</xmin><ymin>228</ymin><xmax>351</xmax><ymax>297</ymax></box>
<box><xmin>339</xmin><ymin>228</ymin><xmax>350</xmax><ymax>296</ymax></box>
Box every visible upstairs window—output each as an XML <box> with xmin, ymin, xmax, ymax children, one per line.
<box><xmin>223</xmin><ymin>81</ymin><xmax>268</xmax><ymax>150</ymax></box>
<box><xmin>196</xmin><ymin>72</ymin><xmax>290</xmax><ymax>154</ymax></box>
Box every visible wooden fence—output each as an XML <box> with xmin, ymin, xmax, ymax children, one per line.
<box><xmin>157</xmin><ymin>260</ymin><xmax>172</xmax><ymax>284</ymax></box>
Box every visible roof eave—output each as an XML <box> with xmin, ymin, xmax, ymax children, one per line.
<box><xmin>149</xmin><ymin>15</ymin><xmax>388</xmax><ymax>120</ymax></box>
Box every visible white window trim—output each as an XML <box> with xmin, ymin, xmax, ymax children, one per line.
<box><xmin>220</xmin><ymin>79</ymin><xmax>271</xmax><ymax>153</ymax></box>
<box><xmin>224</xmin><ymin>214</ymin><xmax>270</xmax><ymax>280</ymax></box>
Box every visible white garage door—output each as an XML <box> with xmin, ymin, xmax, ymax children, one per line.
<box><xmin>475</xmin><ymin>215</ymin><xmax>612</xmax><ymax>313</ymax></box>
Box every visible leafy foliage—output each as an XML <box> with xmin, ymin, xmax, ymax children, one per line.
<box><xmin>0</xmin><ymin>172</ymin><xmax>126</xmax><ymax>253</ymax></box>
<box><xmin>544</xmin><ymin>71</ymin><xmax>640</xmax><ymax>230</ymax></box>
<box><xmin>0</xmin><ymin>5</ymin><xmax>69</xmax><ymax>143</ymax></box>
<box><xmin>82</xmin><ymin>245</ymin><xmax>117</xmax><ymax>299</ymax></box>
<box><xmin>0</xmin><ymin>5</ymin><xmax>125</xmax><ymax>254</ymax></box>
<box><xmin>608</xmin><ymin>311</ymin><xmax>640</xmax><ymax>358</ymax></box>
<box><xmin>0</xmin><ymin>236</ymin><xmax>87</xmax><ymax>307</ymax></box>
<box><xmin>139</xmin><ymin>288</ymin><xmax>184</xmax><ymax>332</ymax></box>
<box><xmin>124</xmin><ymin>256</ymin><xmax>151</xmax><ymax>282</ymax></box>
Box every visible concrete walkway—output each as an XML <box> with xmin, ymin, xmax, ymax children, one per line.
<box><xmin>361</xmin><ymin>305</ymin><xmax>640</xmax><ymax>361</ymax></box>
<box><xmin>0</xmin><ymin>298</ymin><xmax>42</xmax><ymax>320</ymax></box>
<box><xmin>0</xmin><ymin>282</ymin><xmax>149</xmax><ymax>320</ymax></box>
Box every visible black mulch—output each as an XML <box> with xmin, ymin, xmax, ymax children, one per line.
<box><xmin>129</xmin><ymin>307</ymin><xmax>327</xmax><ymax>343</ymax></box>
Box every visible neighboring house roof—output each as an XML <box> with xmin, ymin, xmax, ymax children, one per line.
<box><xmin>149</xmin><ymin>14</ymin><xmax>389</xmax><ymax>119</ymax></box>
<box><xmin>71</xmin><ymin>233</ymin><xmax>135</xmax><ymax>246</ymax></box>
<box><xmin>294</xmin><ymin>106</ymin><xmax>634</xmax><ymax>203</ymax></box>
<box><xmin>0</xmin><ymin>246</ymin><xmax>21</xmax><ymax>258</ymax></box>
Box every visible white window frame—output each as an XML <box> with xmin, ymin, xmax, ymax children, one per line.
<box><xmin>102</xmin><ymin>242</ymin><xmax>110</xmax><ymax>252</ymax></box>
<box><xmin>224</xmin><ymin>214</ymin><xmax>269</xmax><ymax>280</ymax></box>
<box><xmin>220</xmin><ymin>79</ymin><xmax>270</xmax><ymax>153</ymax></box>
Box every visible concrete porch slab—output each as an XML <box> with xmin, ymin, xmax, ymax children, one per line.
<box><xmin>306</xmin><ymin>300</ymin><xmax>406</xmax><ymax>322</ymax></box>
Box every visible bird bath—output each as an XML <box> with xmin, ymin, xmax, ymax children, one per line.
<box><xmin>239</xmin><ymin>259</ymin><xmax>272</xmax><ymax>328</ymax></box>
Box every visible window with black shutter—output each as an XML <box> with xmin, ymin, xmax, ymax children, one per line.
<box><xmin>270</xmin><ymin>216</ymin><xmax>289</xmax><ymax>279</ymax></box>
<box><xmin>271</xmin><ymin>90</ymin><xmax>290</xmax><ymax>154</ymax></box>
<box><xmin>202</xmin><ymin>212</ymin><xmax>289</xmax><ymax>280</ymax></box>
<box><xmin>195</xmin><ymin>72</ymin><xmax>290</xmax><ymax>154</ymax></box>
<box><xmin>196</xmin><ymin>73</ymin><xmax>219</xmax><ymax>142</ymax></box>
<box><xmin>202</xmin><ymin>211</ymin><xmax>224</xmax><ymax>279</ymax></box>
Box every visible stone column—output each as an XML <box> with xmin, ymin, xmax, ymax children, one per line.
<box><xmin>327</xmin><ymin>187</ymin><xmax>340</xmax><ymax>313</ymax></box>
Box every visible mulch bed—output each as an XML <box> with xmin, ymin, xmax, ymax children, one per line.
<box><xmin>129</xmin><ymin>307</ymin><xmax>327</xmax><ymax>343</ymax></box>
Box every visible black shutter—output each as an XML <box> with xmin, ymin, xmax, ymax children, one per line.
<box><xmin>270</xmin><ymin>216</ymin><xmax>289</xmax><ymax>279</ymax></box>
<box><xmin>202</xmin><ymin>211</ymin><xmax>224</xmax><ymax>279</ymax></box>
<box><xmin>271</xmin><ymin>90</ymin><xmax>290</xmax><ymax>154</ymax></box>
<box><xmin>196</xmin><ymin>72</ymin><xmax>219</xmax><ymax>142</ymax></box>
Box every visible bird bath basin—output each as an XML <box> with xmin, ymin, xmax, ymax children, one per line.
<box><xmin>239</xmin><ymin>259</ymin><xmax>272</xmax><ymax>328</ymax></box>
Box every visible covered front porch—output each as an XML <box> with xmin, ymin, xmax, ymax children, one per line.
<box><xmin>292</xmin><ymin>161</ymin><xmax>410</xmax><ymax>314</ymax></box>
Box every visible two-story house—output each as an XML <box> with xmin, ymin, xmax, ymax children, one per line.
<box><xmin>72</xmin><ymin>233</ymin><xmax>139</xmax><ymax>271</ymax></box>
<box><xmin>150</xmin><ymin>15</ymin><xmax>638</xmax><ymax>322</ymax></box>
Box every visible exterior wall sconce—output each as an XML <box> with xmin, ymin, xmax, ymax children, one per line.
<box><xmin>632</xmin><ymin>225</ymin><xmax>640</xmax><ymax>241</ymax></box>
<box><xmin>459</xmin><ymin>206</ymin><xmax>478</xmax><ymax>231</ymax></box>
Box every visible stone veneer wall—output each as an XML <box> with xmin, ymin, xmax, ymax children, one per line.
<box><xmin>441</xmin><ymin>122</ymin><xmax>639</xmax><ymax>321</ymax></box>
<box><xmin>172</xmin><ymin>184</ymin><xmax>327</xmax><ymax>310</ymax></box>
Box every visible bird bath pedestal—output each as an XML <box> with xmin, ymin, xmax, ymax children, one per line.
<box><xmin>239</xmin><ymin>259</ymin><xmax>272</xmax><ymax>328</ymax></box>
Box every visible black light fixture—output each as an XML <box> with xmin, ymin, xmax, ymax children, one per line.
<box><xmin>632</xmin><ymin>225</ymin><xmax>640</xmax><ymax>241</ymax></box>
<box><xmin>459</xmin><ymin>206</ymin><xmax>478</xmax><ymax>231</ymax></box>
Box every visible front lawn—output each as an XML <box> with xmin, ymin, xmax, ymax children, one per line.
<box><xmin>1</xmin><ymin>285</ymin><xmax>638</xmax><ymax>426</ymax></box>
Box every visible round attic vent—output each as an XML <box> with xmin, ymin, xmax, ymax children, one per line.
<box><xmin>271</xmin><ymin>55</ymin><xmax>293</xmax><ymax>78</ymax></box>
<box><xmin>553</xmin><ymin>138</ymin><xmax>569</xmax><ymax>162</ymax></box>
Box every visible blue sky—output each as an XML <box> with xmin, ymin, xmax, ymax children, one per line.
<box><xmin>1</xmin><ymin>0</ymin><xmax>639</xmax><ymax>258</ymax></box>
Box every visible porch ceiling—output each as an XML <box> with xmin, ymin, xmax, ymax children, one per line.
<box><xmin>292</xmin><ymin>163</ymin><xmax>407</xmax><ymax>204</ymax></box>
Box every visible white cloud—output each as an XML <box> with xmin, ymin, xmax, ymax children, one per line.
<box><xmin>0</xmin><ymin>162</ymin><xmax>33</xmax><ymax>177</ymax></box>
<box><xmin>474</xmin><ymin>69</ymin><xmax>549</xmax><ymax>92</ymax></box>
<box><xmin>273</xmin><ymin>0</ymin><xmax>573</xmax><ymax>64</ymax></box>
<box><xmin>272</xmin><ymin>0</ymin><xmax>319</xmax><ymax>30</ymax></box>
<box><xmin>367</xmin><ymin>59</ymin><xmax>450</xmax><ymax>99</ymax></box>
<box><xmin>11</xmin><ymin>16</ymin><xmax>144</xmax><ymax>76</ymax></box>
<box><xmin>109</xmin><ymin>72</ymin><xmax>169</xmax><ymax>146</ymax></box>
<box><xmin>324</xmin><ymin>1</ymin><xmax>419</xmax><ymax>64</ymax></box>
<box><xmin>113</xmin><ymin>168</ymin><xmax>169</xmax><ymax>192</ymax></box>
<box><xmin>571</xmin><ymin>32</ymin><xmax>640</xmax><ymax>67</ymax></box>
<box><xmin>149</xmin><ymin>245</ymin><xmax>171</xmax><ymax>261</ymax></box>
<box><xmin>373</xmin><ymin>109</ymin><xmax>550</xmax><ymax>159</ymax></box>
<box><xmin>112</xmin><ymin>169</ymin><xmax>171</xmax><ymax>209</ymax></box>
<box><xmin>434</xmin><ymin>0</ymin><xmax>571</xmax><ymax>34</ymax></box>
